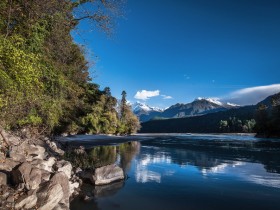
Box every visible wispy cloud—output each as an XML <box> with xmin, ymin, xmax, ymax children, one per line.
<box><xmin>184</xmin><ymin>75</ymin><xmax>190</xmax><ymax>80</ymax></box>
<box><xmin>223</xmin><ymin>84</ymin><xmax>280</xmax><ymax>105</ymax></box>
<box><xmin>162</xmin><ymin>95</ymin><xmax>173</xmax><ymax>100</ymax></box>
<box><xmin>134</xmin><ymin>90</ymin><xmax>160</xmax><ymax>100</ymax></box>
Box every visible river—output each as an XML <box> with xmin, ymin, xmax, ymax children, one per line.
<box><xmin>68</xmin><ymin>134</ymin><xmax>280</xmax><ymax>210</ymax></box>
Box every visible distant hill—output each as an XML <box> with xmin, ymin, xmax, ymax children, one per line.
<box><xmin>139</xmin><ymin>92</ymin><xmax>280</xmax><ymax>133</ymax></box>
<box><xmin>133</xmin><ymin>98</ymin><xmax>239</xmax><ymax>122</ymax></box>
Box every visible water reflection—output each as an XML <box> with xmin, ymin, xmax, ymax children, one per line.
<box><xmin>119</xmin><ymin>141</ymin><xmax>140</xmax><ymax>172</ymax></box>
<box><xmin>134</xmin><ymin>152</ymin><xmax>173</xmax><ymax>183</ymax></box>
<box><xmin>135</xmin><ymin>138</ymin><xmax>280</xmax><ymax>189</ymax></box>
<box><xmin>71</xmin><ymin>135</ymin><xmax>280</xmax><ymax>210</ymax></box>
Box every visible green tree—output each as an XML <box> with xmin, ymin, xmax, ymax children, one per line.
<box><xmin>0</xmin><ymin>0</ymin><xmax>124</xmax><ymax>136</ymax></box>
<box><xmin>117</xmin><ymin>91</ymin><xmax>140</xmax><ymax>134</ymax></box>
<box><xmin>120</xmin><ymin>90</ymin><xmax>127</xmax><ymax>121</ymax></box>
<box><xmin>219</xmin><ymin>120</ymin><xmax>229</xmax><ymax>132</ymax></box>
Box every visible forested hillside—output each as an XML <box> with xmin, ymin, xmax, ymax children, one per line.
<box><xmin>140</xmin><ymin>105</ymin><xmax>256</xmax><ymax>133</ymax></box>
<box><xmin>0</xmin><ymin>0</ymin><xmax>139</xmax><ymax>136</ymax></box>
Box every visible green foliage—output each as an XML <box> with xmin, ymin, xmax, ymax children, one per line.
<box><xmin>80</xmin><ymin>90</ymin><xmax>140</xmax><ymax>135</ymax></box>
<box><xmin>219</xmin><ymin>118</ymin><xmax>255</xmax><ymax>133</ymax></box>
<box><xmin>0</xmin><ymin>0</ymin><xmax>139</xmax><ymax>136</ymax></box>
<box><xmin>118</xmin><ymin>91</ymin><xmax>141</xmax><ymax>134</ymax></box>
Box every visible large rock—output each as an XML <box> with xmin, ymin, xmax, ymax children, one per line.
<box><xmin>9</xmin><ymin>142</ymin><xmax>46</xmax><ymax>162</ymax></box>
<box><xmin>9</xmin><ymin>147</ymin><xmax>26</xmax><ymax>162</ymax></box>
<box><xmin>31</xmin><ymin>157</ymin><xmax>56</xmax><ymax>172</ymax></box>
<box><xmin>12</xmin><ymin>162</ymin><xmax>32</xmax><ymax>189</ymax></box>
<box><xmin>37</xmin><ymin>171</ymin><xmax>70</xmax><ymax>210</ymax></box>
<box><xmin>50</xmin><ymin>172</ymin><xmax>70</xmax><ymax>208</ymax></box>
<box><xmin>0</xmin><ymin>172</ymin><xmax>7</xmax><ymax>185</ymax></box>
<box><xmin>37</xmin><ymin>182</ymin><xmax>64</xmax><ymax>210</ymax></box>
<box><xmin>11</xmin><ymin>162</ymin><xmax>42</xmax><ymax>190</ymax></box>
<box><xmin>26</xmin><ymin>144</ymin><xmax>46</xmax><ymax>161</ymax></box>
<box><xmin>29</xmin><ymin>167</ymin><xmax>42</xmax><ymax>189</ymax></box>
<box><xmin>69</xmin><ymin>181</ymin><xmax>79</xmax><ymax>195</ymax></box>
<box><xmin>91</xmin><ymin>164</ymin><xmax>125</xmax><ymax>185</ymax></box>
<box><xmin>15</xmin><ymin>194</ymin><xmax>37</xmax><ymax>209</ymax></box>
<box><xmin>0</xmin><ymin>152</ymin><xmax>5</xmax><ymax>160</ymax></box>
<box><xmin>41</xmin><ymin>169</ymin><xmax>52</xmax><ymax>182</ymax></box>
<box><xmin>55</xmin><ymin>160</ymin><xmax>72</xmax><ymax>179</ymax></box>
<box><xmin>0</xmin><ymin>158</ymin><xmax>20</xmax><ymax>171</ymax></box>
<box><xmin>46</xmin><ymin>140</ymin><xmax>65</xmax><ymax>156</ymax></box>
<box><xmin>0</xmin><ymin>129</ymin><xmax>20</xmax><ymax>146</ymax></box>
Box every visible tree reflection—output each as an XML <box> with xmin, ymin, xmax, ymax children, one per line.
<box><xmin>119</xmin><ymin>141</ymin><xmax>140</xmax><ymax>172</ymax></box>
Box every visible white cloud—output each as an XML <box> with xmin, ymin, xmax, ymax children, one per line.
<box><xmin>134</xmin><ymin>90</ymin><xmax>160</xmax><ymax>100</ymax></box>
<box><xmin>224</xmin><ymin>84</ymin><xmax>280</xmax><ymax>105</ymax></box>
<box><xmin>161</xmin><ymin>95</ymin><xmax>173</xmax><ymax>99</ymax></box>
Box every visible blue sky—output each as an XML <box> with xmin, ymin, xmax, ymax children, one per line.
<box><xmin>73</xmin><ymin>0</ymin><xmax>280</xmax><ymax>108</ymax></box>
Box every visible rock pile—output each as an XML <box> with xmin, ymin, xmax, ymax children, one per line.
<box><xmin>0</xmin><ymin>130</ymin><xmax>81</xmax><ymax>210</ymax></box>
<box><xmin>0</xmin><ymin>130</ymin><xmax>126</xmax><ymax>209</ymax></box>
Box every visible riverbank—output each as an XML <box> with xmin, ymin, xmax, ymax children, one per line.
<box><xmin>56</xmin><ymin>134</ymin><xmax>153</xmax><ymax>148</ymax></box>
<box><xmin>0</xmin><ymin>130</ymin><xmax>133</xmax><ymax>209</ymax></box>
<box><xmin>0</xmin><ymin>130</ymin><xmax>82</xmax><ymax>209</ymax></box>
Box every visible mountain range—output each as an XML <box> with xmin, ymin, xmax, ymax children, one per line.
<box><xmin>132</xmin><ymin>98</ymin><xmax>239</xmax><ymax>122</ymax></box>
<box><xmin>139</xmin><ymin>92</ymin><xmax>280</xmax><ymax>133</ymax></box>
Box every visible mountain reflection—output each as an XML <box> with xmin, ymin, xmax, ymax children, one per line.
<box><xmin>84</xmin><ymin>138</ymin><xmax>280</xmax><ymax>188</ymax></box>
<box><xmin>131</xmin><ymin>144</ymin><xmax>280</xmax><ymax>188</ymax></box>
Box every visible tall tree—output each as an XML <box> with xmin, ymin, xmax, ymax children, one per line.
<box><xmin>120</xmin><ymin>90</ymin><xmax>127</xmax><ymax>121</ymax></box>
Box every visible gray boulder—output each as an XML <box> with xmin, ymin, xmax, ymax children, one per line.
<box><xmin>0</xmin><ymin>129</ymin><xmax>20</xmax><ymax>146</ymax></box>
<box><xmin>37</xmin><ymin>182</ymin><xmax>64</xmax><ymax>210</ymax></box>
<box><xmin>29</xmin><ymin>167</ymin><xmax>42</xmax><ymax>189</ymax></box>
<box><xmin>37</xmin><ymin>171</ymin><xmax>70</xmax><ymax>210</ymax></box>
<box><xmin>31</xmin><ymin>157</ymin><xmax>56</xmax><ymax>172</ymax></box>
<box><xmin>69</xmin><ymin>181</ymin><xmax>79</xmax><ymax>195</ymax></box>
<box><xmin>9</xmin><ymin>142</ymin><xmax>46</xmax><ymax>162</ymax></box>
<box><xmin>50</xmin><ymin>172</ymin><xmax>70</xmax><ymax>208</ymax></box>
<box><xmin>91</xmin><ymin>164</ymin><xmax>125</xmax><ymax>185</ymax></box>
<box><xmin>55</xmin><ymin>160</ymin><xmax>72</xmax><ymax>179</ymax></box>
<box><xmin>46</xmin><ymin>140</ymin><xmax>65</xmax><ymax>156</ymax></box>
<box><xmin>11</xmin><ymin>162</ymin><xmax>42</xmax><ymax>190</ymax></box>
<box><xmin>15</xmin><ymin>194</ymin><xmax>37</xmax><ymax>209</ymax></box>
<box><xmin>41</xmin><ymin>169</ymin><xmax>52</xmax><ymax>182</ymax></box>
<box><xmin>12</xmin><ymin>162</ymin><xmax>32</xmax><ymax>189</ymax></box>
<box><xmin>0</xmin><ymin>158</ymin><xmax>20</xmax><ymax>171</ymax></box>
<box><xmin>0</xmin><ymin>172</ymin><xmax>7</xmax><ymax>185</ymax></box>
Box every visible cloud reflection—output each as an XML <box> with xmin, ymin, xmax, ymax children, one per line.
<box><xmin>201</xmin><ymin>161</ymin><xmax>280</xmax><ymax>189</ymax></box>
<box><xmin>135</xmin><ymin>153</ymin><xmax>173</xmax><ymax>183</ymax></box>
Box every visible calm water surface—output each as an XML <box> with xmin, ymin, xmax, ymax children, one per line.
<box><xmin>70</xmin><ymin>134</ymin><xmax>280</xmax><ymax>210</ymax></box>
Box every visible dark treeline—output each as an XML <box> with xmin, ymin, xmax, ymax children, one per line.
<box><xmin>140</xmin><ymin>106</ymin><xmax>256</xmax><ymax>133</ymax></box>
<box><xmin>0</xmin><ymin>0</ymin><xmax>139</xmax><ymax>136</ymax></box>
<box><xmin>255</xmin><ymin>93</ymin><xmax>280</xmax><ymax>137</ymax></box>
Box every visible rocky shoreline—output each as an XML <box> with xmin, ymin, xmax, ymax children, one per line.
<box><xmin>0</xmin><ymin>130</ymin><xmax>125</xmax><ymax>209</ymax></box>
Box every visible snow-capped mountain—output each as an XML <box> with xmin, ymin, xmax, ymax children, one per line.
<box><xmin>134</xmin><ymin>98</ymin><xmax>240</xmax><ymax>122</ymax></box>
<box><xmin>195</xmin><ymin>97</ymin><xmax>240</xmax><ymax>108</ymax></box>
<box><xmin>131</xmin><ymin>102</ymin><xmax>163</xmax><ymax>122</ymax></box>
<box><xmin>132</xmin><ymin>102</ymin><xmax>163</xmax><ymax>113</ymax></box>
